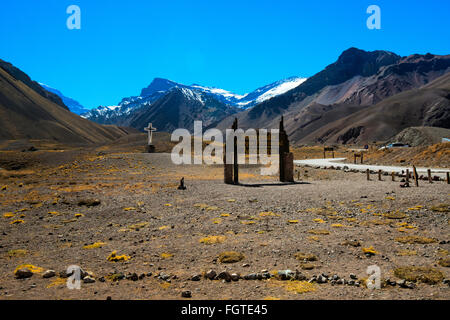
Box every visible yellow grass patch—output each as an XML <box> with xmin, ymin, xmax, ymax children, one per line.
<box><xmin>383</xmin><ymin>211</ymin><xmax>407</xmax><ymax>219</ymax></box>
<box><xmin>288</xmin><ymin>220</ymin><xmax>299</xmax><ymax>224</ymax></box>
<box><xmin>199</xmin><ymin>235</ymin><xmax>226</xmax><ymax>245</ymax></box>
<box><xmin>307</xmin><ymin>229</ymin><xmax>330</xmax><ymax>235</ymax></box>
<box><xmin>263</xmin><ymin>296</ymin><xmax>281</xmax><ymax>300</ymax></box>
<box><xmin>194</xmin><ymin>203</ymin><xmax>209</xmax><ymax>209</ymax></box>
<box><xmin>8</xmin><ymin>249</ymin><xmax>28</xmax><ymax>257</ymax></box>
<box><xmin>437</xmin><ymin>257</ymin><xmax>450</xmax><ymax>267</ymax></box>
<box><xmin>220</xmin><ymin>213</ymin><xmax>230</xmax><ymax>217</ymax></box>
<box><xmin>396</xmin><ymin>250</ymin><xmax>417</xmax><ymax>256</ymax></box>
<box><xmin>128</xmin><ymin>222</ymin><xmax>149</xmax><ymax>230</ymax></box>
<box><xmin>158</xmin><ymin>225</ymin><xmax>170</xmax><ymax>230</ymax></box>
<box><xmin>259</xmin><ymin>211</ymin><xmax>279</xmax><ymax>217</ymax></box>
<box><xmin>123</xmin><ymin>207</ymin><xmax>136</xmax><ymax>211</ymax></box>
<box><xmin>241</xmin><ymin>220</ymin><xmax>256</xmax><ymax>225</ymax></box>
<box><xmin>10</xmin><ymin>219</ymin><xmax>24</xmax><ymax>225</ymax></box>
<box><xmin>107</xmin><ymin>251</ymin><xmax>131</xmax><ymax>262</ymax></box>
<box><xmin>218</xmin><ymin>251</ymin><xmax>245</xmax><ymax>263</ymax></box>
<box><xmin>295</xmin><ymin>252</ymin><xmax>318</xmax><ymax>261</ymax></box>
<box><xmin>362</xmin><ymin>246</ymin><xmax>378</xmax><ymax>255</ymax></box>
<box><xmin>3</xmin><ymin>212</ymin><xmax>14</xmax><ymax>218</ymax></box>
<box><xmin>74</xmin><ymin>213</ymin><xmax>84</xmax><ymax>218</ymax></box>
<box><xmin>14</xmin><ymin>264</ymin><xmax>43</xmax><ymax>274</ymax></box>
<box><xmin>430</xmin><ymin>204</ymin><xmax>449</xmax><ymax>212</ymax></box>
<box><xmin>46</xmin><ymin>277</ymin><xmax>67</xmax><ymax>288</ymax></box>
<box><xmin>313</xmin><ymin>218</ymin><xmax>325</xmax><ymax>223</ymax></box>
<box><xmin>331</xmin><ymin>223</ymin><xmax>345</xmax><ymax>228</ymax></box>
<box><xmin>160</xmin><ymin>253</ymin><xmax>173</xmax><ymax>259</ymax></box>
<box><xmin>83</xmin><ymin>242</ymin><xmax>106</xmax><ymax>249</ymax></box>
<box><xmin>394</xmin><ymin>266</ymin><xmax>443</xmax><ymax>284</ymax></box>
<box><xmin>270</xmin><ymin>280</ymin><xmax>317</xmax><ymax>294</ymax></box>
<box><xmin>159</xmin><ymin>282</ymin><xmax>171</xmax><ymax>289</ymax></box>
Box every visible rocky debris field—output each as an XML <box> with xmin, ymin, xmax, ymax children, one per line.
<box><xmin>0</xmin><ymin>151</ymin><xmax>449</xmax><ymax>300</ymax></box>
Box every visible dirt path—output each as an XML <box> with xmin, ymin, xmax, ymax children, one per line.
<box><xmin>295</xmin><ymin>158</ymin><xmax>450</xmax><ymax>178</ymax></box>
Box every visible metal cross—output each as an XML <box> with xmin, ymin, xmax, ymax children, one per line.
<box><xmin>144</xmin><ymin>123</ymin><xmax>157</xmax><ymax>145</ymax></box>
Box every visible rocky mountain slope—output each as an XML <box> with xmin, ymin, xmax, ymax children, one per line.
<box><xmin>0</xmin><ymin>59</ymin><xmax>68</xmax><ymax>110</ymax></box>
<box><xmin>298</xmin><ymin>72</ymin><xmax>450</xmax><ymax>144</ymax></box>
<box><xmin>39</xmin><ymin>83</ymin><xmax>89</xmax><ymax>115</ymax></box>
<box><xmin>0</xmin><ymin>62</ymin><xmax>132</xmax><ymax>144</ymax></box>
<box><xmin>82</xmin><ymin>77</ymin><xmax>306</xmax><ymax>127</ymax></box>
<box><xmin>125</xmin><ymin>87</ymin><xmax>239</xmax><ymax>132</ymax></box>
<box><xmin>217</xmin><ymin>48</ymin><xmax>450</xmax><ymax>145</ymax></box>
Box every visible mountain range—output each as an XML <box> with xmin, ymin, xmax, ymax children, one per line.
<box><xmin>1</xmin><ymin>47</ymin><xmax>449</xmax><ymax>146</ymax></box>
<box><xmin>216</xmin><ymin>48</ymin><xmax>450</xmax><ymax>144</ymax></box>
<box><xmin>81</xmin><ymin>76</ymin><xmax>306</xmax><ymax>130</ymax></box>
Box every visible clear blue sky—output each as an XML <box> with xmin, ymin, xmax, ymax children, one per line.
<box><xmin>1</xmin><ymin>0</ymin><xmax>449</xmax><ymax>109</ymax></box>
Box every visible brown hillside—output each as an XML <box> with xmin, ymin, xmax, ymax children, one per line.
<box><xmin>0</xmin><ymin>67</ymin><xmax>131</xmax><ymax>145</ymax></box>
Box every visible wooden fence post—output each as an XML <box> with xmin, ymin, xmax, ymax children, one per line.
<box><xmin>378</xmin><ymin>170</ymin><xmax>382</xmax><ymax>181</ymax></box>
<box><xmin>413</xmin><ymin>165</ymin><xmax>419</xmax><ymax>187</ymax></box>
<box><xmin>366</xmin><ymin>169</ymin><xmax>370</xmax><ymax>181</ymax></box>
<box><xmin>427</xmin><ymin>169</ymin><xmax>433</xmax><ymax>183</ymax></box>
<box><xmin>406</xmin><ymin>169</ymin><xmax>409</xmax><ymax>183</ymax></box>
<box><xmin>391</xmin><ymin>172</ymin><xmax>395</xmax><ymax>181</ymax></box>
<box><xmin>446</xmin><ymin>172</ymin><xmax>449</xmax><ymax>184</ymax></box>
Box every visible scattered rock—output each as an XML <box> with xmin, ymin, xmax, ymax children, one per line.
<box><xmin>158</xmin><ymin>273</ymin><xmax>171</xmax><ymax>281</ymax></box>
<box><xmin>217</xmin><ymin>271</ymin><xmax>232</xmax><ymax>282</ymax></box>
<box><xmin>42</xmin><ymin>270</ymin><xmax>56</xmax><ymax>279</ymax></box>
<box><xmin>83</xmin><ymin>276</ymin><xmax>96</xmax><ymax>284</ymax></box>
<box><xmin>181</xmin><ymin>290</ymin><xmax>192</xmax><ymax>298</ymax></box>
<box><xmin>191</xmin><ymin>274</ymin><xmax>201</xmax><ymax>281</ymax></box>
<box><xmin>400</xmin><ymin>182</ymin><xmax>410</xmax><ymax>188</ymax></box>
<box><xmin>277</xmin><ymin>270</ymin><xmax>295</xmax><ymax>280</ymax></box>
<box><xmin>205</xmin><ymin>270</ymin><xmax>217</xmax><ymax>280</ymax></box>
<box><xmin>244</xmin><ymin>273</ymin><xmax>257</xmax><ymax>280</ymax></box>
<box><xmin>177</xmin><ymin>177</ymin><xmax>187</xmax><ymax>190</ymax></box>
<box><xmin>15</xmin><ymin>268</ymin><xmax>33</xmax><ymax>279</ymax></box>
<box><xmin>231</xmin><ymin>273</ymin><xmax>240</xmax><ymax>281</ymax></box>
<box><xmin>317</xmin><ymin>275</ymin><xmax>328</xmax><ymax>284</ymax></box>
<box><xmin>126</xmin><ymin>273</ymin><xmax>138</xmax><ymax>281</ymax></box>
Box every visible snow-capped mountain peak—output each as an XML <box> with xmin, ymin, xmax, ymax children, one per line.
<box><xmin>83</xmin><ymin>76</ymin><xmax>307</xmax><ymax>125</ymax></box>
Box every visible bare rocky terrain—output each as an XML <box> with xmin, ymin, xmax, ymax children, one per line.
<box><xmin>0</xmin><ymin>148</ymin><xmax>449</xmax><ymax>300</ymax></box>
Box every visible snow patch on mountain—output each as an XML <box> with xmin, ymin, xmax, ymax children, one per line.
<box><xmin>39</xmin><ymin>83</ymin><xmax>89</xmax><ymax>115</ymax></box>
<box><xmin>83</xmin><ymin>76</ymin><xmax>307</xmax><ymax>124</ymax></box>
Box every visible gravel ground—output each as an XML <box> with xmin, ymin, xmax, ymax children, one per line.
<box><xmin>0</xmin><ymin>151</ymin><xmax>449</xmax><ymax>300</ymax></box>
